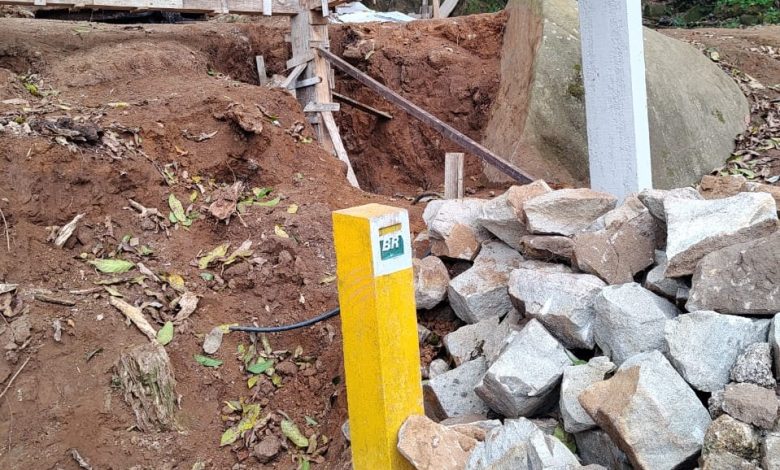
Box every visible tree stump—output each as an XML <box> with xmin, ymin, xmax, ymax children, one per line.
<box><xmin>113</xmin><ymin>342</ymin><xmax>178</xmax><ymax>432</ymax></box>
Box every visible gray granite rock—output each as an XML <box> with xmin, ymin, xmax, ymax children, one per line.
<box><xmin>687</xmin><ymin>231</ymin><xmax>780</xmax><ymax>315</ymax></box>
<box><xmin>593</xmin><ymin>283</ymin><xmax>680</xmax><ymax>365</ymax></box>
<box><xmin>702</xmin><ymin>414</ymin><xmax>761</xmax><ymax>461</ymax></box>
<box><xmin>579</xmin><ymin>350</ymin><xmax>711</xmax><ymax>470</ymax></box>
<box><xmin>638</xmin><ymin>187</ymin><xmax>703</xmax><ymax>222</ymax></box>
<box><xmin>477</xmin><ymin>181</ymin><xmax>552</xmax><ymax>250</ymax></box>
<box><xmin>663</xmin><ymin>311</ymin><xmax>769</xmax><ymax>392</ymax></box>
<box><xmin>731</xmin><ymin>342</ymin><xmax>776</xmax><ymax>388</ymax></box>
<box><xmin>424</xmin><ymin>199</ymin><xmax>493</xmax><ymax>261</ymax></box>
<box><xmin>664</xmin><ymin>192</ymin><xmax>778</xmax><ymax>277</ymax></box>
<box><xmin>574</xmin><ymin>429</ymin><xmax>632</xmax><ymax>470</ymax></box>
<box><xmin>519</xmin><ymin>235</ymin><xmax>575</xmax><ymax>264</ymax></box>
<box><xmin>424</xmin><ymin>357</ymin><xmax>490</xmax><ymax>421</ymax></box>
<box><xmin>475</xmin><ymin>320</ymin><xmax>571</xmax><ymax>418</ymax></box>
<box><xmin>772</xmin><ymin>314</ymin><xmax>780</xmax><ymax>382</ymax></box>
<box><xmin>398</xmin><ymin>414</ymin><xmax>478</xmax><ymax>470</ymax></box>
<box><xmin>700</xmin><ymin>452</ymin><xmax>761</xmax><ymax>470</ymax></box>
<box><xmin>560</xmin><ymin>357</ymin><xmax>616</xmax><ymax>434</ymax></box>
<box><xmin>448</xmin><ymin>241</ymin><xmax>525</xmax><ymax>324</ymax></box>
<box><xmin>573</xmin><ymin>198</ymin><xmax>660</xmax><ymax>285</ymax></box>
<box><xmin>644</xmin><ymin>250</ymin><xmax>689</xmax><ymax>300</ymax></box>
<box><xmin>466</xmin><ymin>418</ymin><xmax>580</xmax><ymax>470</ymax></box>
<box><xmin>428</xmin><ymin>358</ymin><xmax>451</xmax><ymax>379</ymax></box>
<box><xmin>508</xmin><ymin>268</ymin><xmax>605</xmax><ymax>350</ymax></box>
<box><xmin>523</xmin><ymin>189</ymin><xmax>617</xmax><ymax>237</ymax></box>
<box><xmin>722</xmin><ymin>382</ymin><xmax>779</xmax><ymax>430</ymax></box>
<box><xmin>444</xmin><ymin>317</ymin><xmax>500</xmax><ymax>366</ymax></box>
<box><xmin>413</xmin><ymin>256</ymin><xmax>450</xmax><ymax>310</ymax></box>
<box><xmin>762</xmin><ymin>432</ymin><xmax>780</xmax><ymax>470</ymax></box>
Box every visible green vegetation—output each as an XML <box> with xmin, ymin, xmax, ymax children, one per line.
<box><xmin>645</xmin><ymin>0</ymin><xmax>780</xmax><ymax>26</ymax></box>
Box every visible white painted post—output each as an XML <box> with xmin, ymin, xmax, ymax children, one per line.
<box><xmin>578</xmin><ymin>0</ymin><xmax>653</xmax><ymax>199</ymax></box>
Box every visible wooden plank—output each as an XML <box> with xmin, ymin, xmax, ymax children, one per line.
<box><xmin>322</xmin><ymin>111</ymin><xmax>360</xmax><ymax>188</ymax></box>
<box><xmin>286</xmin><ymin>51</ymin><xmax>315</xmax><ymax>70</ymax></box>
<box><xmin>280</xmin><ymin>63</ymin><xmax>307</xmax><ymax>89</ymax></box>
<box><xmin>295</xmin><ymin>76</ymin><xmax>322</xmax><ymax>88</ymax></box>
<box><xmin>307</xmin><ymin>0</ymin><xmax>346</xmax><ymax>11</ymax></box>
<box><xmin>317</xmin><ymin>47</ymin><xmax>533</xmax><ymax>184</ymax></box>
<box><xmin>255</xmin><ymin>55</ymin><xmax>268</xmax><ymax>86</ymax></box>
<box><xmin>320</xmin><ymin>0</ymin><xmax>328</xmax><ymax>17</ymax></box>
<box><xmin>0</xmin><ymin>0</ymin><xmax>302</xmax><ymax>14</ymax></box>
<box><xmin>444</xmin><ymin>152</ymin><xmax>464</xmax><ymax>199</ymax></box>
<box><xmin>304</xmin><ymin>102</ymin><xmax>340</xmax><ymax>112</ymax></box>
<box><xmin>432</xmin><ymin>0</ymin><xmax>440</xmax><ymax>18</ymax></box>
<box><xmin>334</xmin><ymin>92</ymin><xmax>393</xmax><ymax>120</ymax></box>
<box><xmin>262</xmin><ymin>0</ymin><xmax>271</xmax><ymax>15</ymax></box>
<box><xmin>439</xmin><ymin>0</ymin><xmax>458</xmax><ymax>18</ymax></box>
<box><xmin>309</xmin><ymin>11</ymin><xmax>335</xmax><ymax>146</ymax></box>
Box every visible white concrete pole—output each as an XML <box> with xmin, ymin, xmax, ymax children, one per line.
<box><xmin>578</xmin><ymin>0</ymin><xmax>653</xmax><ymax>199</ymax></box>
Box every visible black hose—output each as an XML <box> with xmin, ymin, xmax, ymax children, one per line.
<box><xmin>228</xmin><ymin>247</ymin><xmax>432</xmax><ymax>334</ymax></box>
<box><xmin>228</xmin><ymin>307</ymin><xmax>340</xmax><ymax>333</ymax></box>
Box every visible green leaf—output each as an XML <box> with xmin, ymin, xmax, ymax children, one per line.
<box><xmin>200</xmin><ymin>272</ymin><xmax>215</xmax><ymax>281</ymax></box>
<box><xmin>254</xmin><ymin>196</ymin><xmax>280</xmax><ymax>207</ymax></box>
<box><xmin>247</xmin><ymin>375</ymin><xmax>259</xmax><ymax>389</ymax></box>
<box><xmin>553</xmin><ymin>424</ymin><xmax>576</xmax><ymax>454</ymax></box>
<box><xmin>198</xmin><ymin>243</ymin><xmax>230</xmax><ymax>269</ymax></box>
<box><xmin>220</xmin><ymin>426</ymin><xmax>241</xmax><ymax>446</ymax></box>
<box><xmin>168</xmin><ymin>194</ymin><xmax>188</xmax><ymax>223</ymax></box>
<box><xmin>305</xmin><ymin>416</ymin><xmax>318</xmax><ymax>426</ymax></box>
<box><xmin>88</xmin><ymin>258</ymin><xmax>135</xmax><ymax>274</ymax></box>
<box><xmin>194</xmin><ymin>354</ymin><xmax>223</xmax><ymax>368</ymax></box>
<box><xmin>252</xmin><ymin>187</ymin><xmax>272</xmax><ymax>199</ymax></box>
<box><xmin>247</xmin><ymin>359</ymin><xmax>274</xmax><ymax>375</ymax></box>
<box><xmin>157</xmin><ymin>321</ymin><xmax>174</xmax><ymax>346</ymax></box>
<box><xmin>298</xmin><ymin>458</ymin><xmax>311</xmax><ymax>470</ymax></box>
<box><xmin>281</xmin><ymin>419</ymin><xmax>309</xmax><ymax>448</ymax></box>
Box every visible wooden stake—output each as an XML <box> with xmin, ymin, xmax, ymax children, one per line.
<box><xmin>321</xmin><ymin>111</ymin><xmax>360</xmax><ymax>188</ymax></box>
<box><xmin>432</xmin><ymin>0</ymin><xmax>440</xmax><ymax>18</ymax></box>
<box><xmin>444</xmin><ymin>152</ymin><xmax>464</xmax><ymax>199</ymax></box>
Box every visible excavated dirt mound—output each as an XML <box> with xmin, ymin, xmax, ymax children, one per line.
<box><xmin>0</xmin><ymin>18</ymin><xmax>427</xmax><ymax>470</ymax></box>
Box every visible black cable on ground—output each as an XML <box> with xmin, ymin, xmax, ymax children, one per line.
<box><xmin>228</xmin><ymin>307</ymin><xmax>340</xmax><ymax>333</ymax></box>
<box><xmin>228</xmin><ymin>246</ymin><xmax>433</xmax><ymax>334</ymax></box>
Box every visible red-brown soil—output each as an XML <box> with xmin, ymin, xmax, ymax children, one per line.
<box><xmin>0</xmin><ymin>10</ymin><xmax>778</xmax><ymax>470</ymax></box>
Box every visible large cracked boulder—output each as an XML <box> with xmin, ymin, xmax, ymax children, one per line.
<box><xmin>475</xmin><ymin>319</ymin><xmax>571</xmax><ymax>418</ymax></box>
<box><xmin>687</xmin><ymin>231</ymin><xmax>780</xmax><ymax>315</ymax></box>
<box><xmin>482</xmin><ymin>0</ymin><xmax>749</xmax><ymax>189</ymax></box>
<box><xmin>579</xmin><ymin>350</ymin><xmax>712</xmax><ymax>470</ymax></box>
<box><xmin>593</xmin><ymin>283</ymin><xmax>680</xmax><ymax>365</ymax></box>
<box><xmin>664</xmin><ymin>193</ymin><xmax>778</xmax><ymax>277</ymax></box>
<box><xmin>663</xmin><ymin>311</ymin><xmax>769</xmax><ymax>393</ymax></box>
<box><xmin>508</xmin><ymin>268</ymin><xmax>605</xmax><ymax>349</ymax></box>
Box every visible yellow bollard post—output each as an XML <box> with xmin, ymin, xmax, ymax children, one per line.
<box><xmin>332</xmin><ymin>203</ymin><xmax>422</xmax><ymax>470</ymax></box>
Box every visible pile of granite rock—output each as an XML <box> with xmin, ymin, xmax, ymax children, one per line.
<box><xmin>399</xmin><ymin>176</ymin><xmax>780</xmax><ymax>470</ymax></box>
